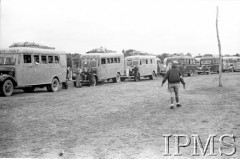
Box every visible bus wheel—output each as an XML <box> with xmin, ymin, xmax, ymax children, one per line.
<box><xmin>135</xmin><ymin>73</ymin><xmax>140</xmax><ymax>82</ymax></box>
<box><xmin>23</xmin><ymin>86</ymin><xmax>35</xmax><ymax>93</ymax></box>
<box><xmin>1</xmin><ymin>79</ymin><xmax>14</xmax><ymax>97</ymax></box>
<box><xmin>188</xmin><ymin>70</ymin><xmax>194</xmax><ymax>76</ymax></box>
<box><xmin>47</xmin><ymin>78</ymin><xmax>59</xmax><ymax>92</ymax></box>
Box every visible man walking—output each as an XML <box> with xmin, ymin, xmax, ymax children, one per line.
<box><xmin>162</xmin><ymin>61</ymin><xmax>185</xmax><ymax>109</ymax></box>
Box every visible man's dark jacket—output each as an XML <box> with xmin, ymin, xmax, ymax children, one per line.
<box><xmin>162</xmin><ymin>64</ymin><xmax>185</xmax><ymax>85</ymax></box>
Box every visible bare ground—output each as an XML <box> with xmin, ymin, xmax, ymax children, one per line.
<box><xmin>0</xmin><ymin>73</ymin><xmax>240</xmax><ymax>158</ymax></box>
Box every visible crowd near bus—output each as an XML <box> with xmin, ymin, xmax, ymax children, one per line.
<box><xmin>0</xmin><ymin>42</ymin><xmax>239</xmax><ymax>96</ymax></box>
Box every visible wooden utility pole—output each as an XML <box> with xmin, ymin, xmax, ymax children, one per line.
<box><xmin>0</xmin><ymin>0</ymin><xmax>2</xmax><ymax>48</ymax></box>
<box><xmin>216</xmin><ymin>6</ymin><xmax>222</xmax><ymax>87</ymax></box>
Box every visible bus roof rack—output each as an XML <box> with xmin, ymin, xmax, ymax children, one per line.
<box><xmin>9</xmin><ymin>42</ymin><xmax>55</xmax><ymax>50</ymax></box>
<box><xmin>86</xmin><ymin>47</ymin><xmax>117</xmax><ymax>53</ymax></box>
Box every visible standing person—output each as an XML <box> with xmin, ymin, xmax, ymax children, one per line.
<box><xmin>161</xmin><ymin>61</ymin><xmax>185</xmax><ymax>109</ymax></box>
<box><xmin>88</xmin><ymin>66</ymin><xmax>95</xmax><ymax>87</ymax></box>
<box><xmin>134</xmin><ymin>66</ymin><xmax>139</xmax><ymax>81</ymax></box>
<box><xmin>76</xmin><ymin>65</ymin><xmax>82</xmax><ymax>88</ymax></box>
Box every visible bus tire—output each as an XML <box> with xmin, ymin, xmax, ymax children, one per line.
<box><xmin>1</xmin><ymin>79</ymin><xmax>14</xmax><ymax>97</ymax></box>
<box><xmin>23</xmin><ymin>86</ymin><xmax>35</xmax><ymax>93</ymax></box>
<box><xmin>135</xmin><ymin>73</ymin><xmax>140</xmax><ymax>82</ymax></box>
<box><xmin>47</xmin><ymin>78</ymin><xmax>59</xmax><ymax>92</ymax></box>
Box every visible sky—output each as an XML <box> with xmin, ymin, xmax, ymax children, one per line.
<box><xmin>0</xmin><ymin>0</ymin><xmax>240</xmax><ymax>56</ymax></box>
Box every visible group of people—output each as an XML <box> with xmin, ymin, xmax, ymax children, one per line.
<box><xmin>73</xmin><ymin>66</ymin><xmax>96</xmax><ymax>88</ymax></box>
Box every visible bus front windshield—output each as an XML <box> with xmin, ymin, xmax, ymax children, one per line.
<box><xmin>82</xmin><ymin>60</ymin><xmax>97</xmax><ymax>68</ymax></box>
<box><xmin>201</xmin><ymin>60</ymin><xmax>211</xmax><ymax>65</ymax></box>
<box><xmin>126</xmin><ymin>60</ymin><xmax>138</xmax><ymax>66</ymax></box>
<box><xmin>0</xmin><ymin>56</ymin><xmax>16</xmax><ymax>65</ymax></box>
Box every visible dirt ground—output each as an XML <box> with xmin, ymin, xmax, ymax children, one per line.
<box><xmin>0</xmin><ymin>73</ymin><xmax>239</xmax><ymax>158</ymax></box>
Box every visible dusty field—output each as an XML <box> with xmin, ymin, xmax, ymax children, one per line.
<box><xmin>0</xmin><ymin>73</ymin><xmax>240</xmax><ymax>158</ymax></box>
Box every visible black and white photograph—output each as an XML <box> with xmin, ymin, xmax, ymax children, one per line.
<box><xmin>0</xmin><ymin>0</ymin><xmax>239</xmax><ymax>158</ymax></box>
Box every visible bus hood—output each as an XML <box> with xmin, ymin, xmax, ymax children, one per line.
<box><xmin>0</xmin><ymin>66</ymin><xmax>15</xmax><ymax>78</ymax></box>
<box><xmin>0</xmin><ymin>66</ymin><xmax>15</xmax><ymax>72</ymax></box>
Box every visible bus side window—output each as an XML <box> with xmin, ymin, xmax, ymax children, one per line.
<box><xmin>55</xmin><ymin>56</ymin><xmax>59</xmax><ymax>63</ymax></box>
<box><xmin>117</xmin><ymin>57</ymin><xmax>120</xmax><ymax>63</ymax></box>
<box><xmin>101</xmin><ymin>58</ymin><xmax>106</xmax><ymax>64</ymax></box>
<box><xmin>150</xmin><ymin>59</ymin><xmax>153</xmax><ymax>64</ymax></box>
<box><xmin>48</xmin><ymin>56</ymin><xmax>53</xmax><ymax>63</ymax></box>
<box><xmin>41</xmin><ymin>55</ymin><xmax>47</xmax><ymax>64</ymax></box>
<box><xmin>110</xmin><ymin>58</ymin><xmax>113</xmax><ymax>63</ymax></box>
<box><xmin>146</xmin><ymin>59</ymin><xmax>148</xmax><ymax>64</ymax></box>
<box><xmin>34</xmin><ymin>55</ymin><xmax>40</xmax><ymax>63</ymax></box>
<box><xmin>113</xmin><ymin>58</ymin><xmax>117</xmax><ymax>63</ymax></box>
<box><xmin>107</xmin><ymin>58</ymin><xmax>110</xmax><ymax>64</ymax></box>
<box><xmin>0</xmin><ymin>57</ymin><xmax>4</xmax><ymax>64</ymax></box>
<box><xmin>23</xmin><ymin>55</ymin><xmax>32</xmax><ymax>63</ymax></box>
<box><xmin>140</xmin><ymin>60</ymin><xmax>142</xmax><ymax>65</ymax></box>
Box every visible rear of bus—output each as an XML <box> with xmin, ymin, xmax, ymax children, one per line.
<box><xmin>80</xmin><ymin>54</ymin><xmax>99</xmax><ymax>84</ymax></box>
<box><xmin>162</xmin><ymin>56</ymin><xmax>197</xmax><ymax>76</ymax></box>
<box><xmin>124</xmin><ymin>56</ymin><xmax>139</xmax><ymax>78</ymax></box>
<box><xmin>222</xmin><ymin>57</ymin><xmax>239</xmax><ymax>72</ymax></box>
<box><xmin>198</xmin><ymin>57</ymin><xmax>219</xmax><ymax>74</ymax></box>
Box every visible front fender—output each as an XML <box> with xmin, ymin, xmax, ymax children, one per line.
<box><xmin>0</xmin><ymin>74</ymin><xmax>17</xmax><ymax>86</ymax></box>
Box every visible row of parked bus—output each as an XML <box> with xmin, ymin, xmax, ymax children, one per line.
<box><xmin>196</xmin><ymin>56</ymin><xmax>240</xmax><ymax>74</ymax></box>
<box><xmin>0</xmin><ymin>45</ymin><xmax>239</xmax><ymax>96</ymax></box>
<box><xmin>66</xmin><ymin>52</ymin><xmax>164</xmax><ymax>86</ymax></box>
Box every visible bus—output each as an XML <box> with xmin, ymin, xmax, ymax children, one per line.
<box><xmin>0</xmin><ymin>47</ymin><xmax>67</xmax><ymax>96</ymax></box>
<box><xmin>197</xmin><ymin>56</ymin><xmax>219</xmax><ymax>74</ymax></box>
<box><xmin>222</xmin><ymin>56</ymin><xmax>240</xmax><ymax>72</ymax></box>
<box><xmin>162</xmin><ymin>56</ymin><xmax>198</xmax><ymax>76</ymax></box>
<box><xmin>78</xmin><ymin>52</ymin><xmax>124</xmax><ymax>85</ymax></box>
<box><xmin>123</xmin><ymin>55</ymin><xmax>158</xmax><ymax>81</ymax></box>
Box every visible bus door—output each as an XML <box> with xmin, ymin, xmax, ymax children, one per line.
<box><xmin>18</xmin><ymin>54</ymin><xmax>35</xmax><ymax>86</ymax></box>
